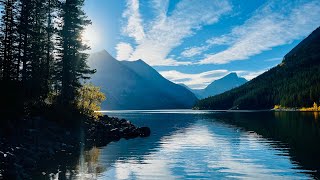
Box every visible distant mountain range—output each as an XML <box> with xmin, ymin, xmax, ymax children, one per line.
<box><xmin>195</xmin><ymin>26</ymin><xmax>320</xmax><ymax>110</ymax></box>
<box><xmin>87</xmin><ymin>50</ymin><xmax>198</xmax><ymax>110</ymax></box>
<box><xmin>181</xmin><ymin>73</ymin><xmax>247</xmax><ymax>99</ymax></box>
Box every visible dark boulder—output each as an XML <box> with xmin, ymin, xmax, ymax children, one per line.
<box><xmin>137</xmin><ymin>127</ymin><xmax>151</xmax><ymax>137</ymax></box>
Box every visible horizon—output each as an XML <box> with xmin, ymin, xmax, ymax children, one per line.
<box><xmin>83</xmin><ymin>0</ymin><xmax>320</xmax><ymax>89</ymax></box>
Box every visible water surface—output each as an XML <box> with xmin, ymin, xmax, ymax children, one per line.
<box><xmin>56</xmin><ymin>110</ymin><xmax>320</xmax><ymax>179</ymax></box>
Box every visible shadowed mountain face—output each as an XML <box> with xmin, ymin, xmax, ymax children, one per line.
<box><xmin>87</xmin><ymin>50</ymin><xmax>198</xmax><ymax>110</ymax></box>
<box><xmin>195</xmin><ymin>26</ymin><xmax>320</xmax><ymax>110</ymax></box>
<box><xmin>180</xmin><ymin>73</ymin><xmax>247</xmax><ymax>99</ymax></box>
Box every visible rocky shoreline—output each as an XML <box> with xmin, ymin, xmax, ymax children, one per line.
<box><xmin>0</xmin><ymin>115</ymin><xmax>150</xmax><ymax>179</ymax></box>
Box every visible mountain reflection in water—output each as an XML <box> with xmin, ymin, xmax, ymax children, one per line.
<box><xmin>44</xmin><ymin>111</ymin><xmax>319</xmax><ymax>179</ymax></box>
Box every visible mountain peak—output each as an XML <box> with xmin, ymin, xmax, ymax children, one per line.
<box><xmin>87</xmin><ymin>51</ymin><xmax>198</xmax><ymax>109</ymax></box>
<box><xmin>92</xmin><ymin>49</ymin><xmax>114</xmax><ymax>59</ymax></box>
<box><xmin>224</xmin><ymin>72</ymin><xmax>238</xmax><ymax>79</ymax></box>
<box><xmin>195</xmin><ymin>26</ymin><xmax>320</xmax><ymax>110</ymax></box>
<box><xmin>195</xmin><ymin>73</ymin><xmax>247</xmax><ymax>99</ymax></box>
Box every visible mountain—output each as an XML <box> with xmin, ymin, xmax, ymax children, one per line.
<box><xmin>195</xmin><ymin>26</ymin><xmax>320</xmax><ymax>110</ymax></box>
<box><xmin>196</xmin><ymin>73</ymin><xmax>247</xmax><ymax>99</ymax></box>
<box><xmin>179</xmin><ymin>73</ymin><xmax>247</xmax><ymax>99</ymax></box>
<box><xmin>87</xmin><ymin>50</ymin><xmax>198</xmax><ymax>110</ymax></box>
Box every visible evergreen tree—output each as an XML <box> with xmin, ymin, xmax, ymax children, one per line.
<box><xmin>16</xmin><ymin>0</ymin><xmax>34</xmax><ymax>85</ymax></box>
<box><xmin>56</xmin><ymin>0</ymin><xmax>94</xmax><ymax>106</ymax></box>
<box><xmin>0</xmin><ymin>0</ymin><xmax>18</xmax><ymax>81</ymax></box>
<box><xmin>195</xmin><ymin>27</ymin><xmax>320</xmax><ymax>110</ymax></box>
<box><xmin>0</xmin><ymin>0</ymin><xmax>95</xmax><ymax>114</ymax></box>
<box><xmin>43</xmin><ymin>0</ymin><xmax>59</xmax><ymax>98</ymax></box>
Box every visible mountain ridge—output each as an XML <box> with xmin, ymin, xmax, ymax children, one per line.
<box><xmin>181</xmin><ymin>73</ymin><xmax>247</xmax><ymax>99</ymax></box>
<box><xmin>87</xmin><ymin>50</ymin><xmax>198</xmax><ymax>110</ymax></box>
<box><xmin>195</xmin><ymin>26</ymin><xmax>320</xmax><ymax>110</ymax></box>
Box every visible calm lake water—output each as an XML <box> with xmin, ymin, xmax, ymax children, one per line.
<box><xmin>52</xmin><ymin>110</ymin><xmax>320</xmax><ymax>179</ymax></box>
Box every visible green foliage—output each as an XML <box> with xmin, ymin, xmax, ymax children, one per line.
<box><xmin>0</xmin><ymin>0</ymin><xmax>96</xmax><ymax>116</ymax></box>
<box><xmin>195</xmin><ymin>27</ymin><xmax>320</xmax><ymax>110</ymax></box>
<box><xmin>76</xmin><ymin>84</ymin><xmax>106</xmax><ymax>120</ymax></box>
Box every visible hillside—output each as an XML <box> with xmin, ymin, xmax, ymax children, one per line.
<box><xmin>195</xmin><ymin>27</ymin><xmax>320</xmax><ymax>110</ymax></box>
<box><xmin>180</xmin><ymin>73</ymin><xmax>247</xmax><ymax>99</ymax></box>
<box><xmin>196</xmin><ymin>73</ymin><xmax>247</xmax><ymax>99</ymax></box>
<box><xmin>87</xmin><ymin>50</ymin><xmax>198</xmax><ymax>110</ymax></box>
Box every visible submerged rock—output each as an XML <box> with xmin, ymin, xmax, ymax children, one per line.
<box><xmin>137</xmin><ymin>127</ymin><xmax>151</xmax><ymax>137</ymax></box>
<box><xmin>0</xmin><ymin>115</ymin><xmax>150</xmax><ymax>179</ymax></box>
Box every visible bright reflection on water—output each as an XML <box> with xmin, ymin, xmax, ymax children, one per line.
<box><xmin>59</xmin><ymin>111</ymin><xmax>320</xmax><ymax>179</ymax></box>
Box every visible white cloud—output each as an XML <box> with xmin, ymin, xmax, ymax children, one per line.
<box><xmin>206</xmin><ymin>35</ymin><xmax>233</xmax><ymax>46</ymax></box>
<box><xmin>235</xmin><ymin>70</ymin><xmax>267</xmax><ymax>80</ymax></box>
<box><xmin>160</xmin><ymin>69</ymin><xmax>268</xmax><ymax>89</ymax></box>
<box><xmin>122</xmin><ymin>0</ymin><xmax>145</xmax><ymax>42</ymax></box>
<box><xmin>181</xmin><ymin>35</ymin><xmax>233</xmax><ymax>58</ymax></box>
<box><xmin>199</xmin><ymin>0</ymin><xmax>320</xmax><ymax>64</ymax></box>
<box><xmin>181</xmin><ymin>46</ymin><xmax>209</xmax><ymax>58</ymax></box>
<box><xmin>119</xmin><ymin>0</ymin><xmax>232</xmax><ymax>66</ymax></box>
<box><xmin>264</xmin><ymin>57</ymin><xmax>283</xmax><ymax>62</ymax></box>
<box><xmin>160</xmin><ymin>70</ymin><xmax>229</xmax><ymax>89</ymax></box>
<box><xmin>115</xmin><ymin>42</ymin><xmax>134</xmax><ymax>60</ymax></box>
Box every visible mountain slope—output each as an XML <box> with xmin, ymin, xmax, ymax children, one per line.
<box><xmin>121</xmin><ymin>60</ymin><xmax>198</xmax><ymax>107</ymax></box>
<box><xmin>87</xmin><ymin>50</ymin><xmax>198</xmax><ymax>110</ymax></box>
<box><xmin>198</xmin><ymin>73</ymin><xmax>247</xmax><ymax>99</ymax></box>
<box><xmin>179</xmin><ymin>73</ymin><xmax>247</xmax><ymax>99</ymax></box>
<box><xmin>195</xmin><ymin>27</ymin><xmax>320</xmax><ymax>110</ymax></box>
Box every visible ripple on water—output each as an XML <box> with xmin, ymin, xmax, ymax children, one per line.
<box><xmin>72</xmin><ymin>111</ymin><xmax>318</xmax><ymax>179</ymax></box>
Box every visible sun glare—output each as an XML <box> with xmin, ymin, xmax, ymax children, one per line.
<box><xmin>82</xmin><ymin>25</ymin><xmax>102</xmax><ymax>50</ymax></box>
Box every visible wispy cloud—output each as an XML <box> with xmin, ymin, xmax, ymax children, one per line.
<box><xmin>117</xmin><ymin>0</ymin><xmax>232</xmax><ymax>66</ymax></box>
<box><xmin>115</xmin><ymin>42</ymin><xmax>134</xmax><ymax>60</ymax></box>
<box><xmin>181</xmin><ymin>35</ymin><xmax>232</xmax><ymax>58</ymax></box>
<box><xmin>198</xmin><ymin>0</ymin><xmax>320</xmax><ymax>64</ymax></box>
<box><xmin>181</xmin><ymin>46</ymin><xmax>209</xmax><ymax>58</ymax></box>
<box><xmin>160</xmin><ymin>70</ymin><xmax>229</xmax><ymax>89</ymax></box>
<box><xmin>122</xmin><ymin>0</ymin><xmax>145</xmax><ymax>42</ymax></box>
<box><xmin>264</xmin><ymin>57</ymin><xmax>282</xmax><ymax>62</ymax></box>
<box><xmin>160</xmin><ymin>69</ymin><xmax>267</xmax><ymax>89</ymax></box>
<box><xmin>235</xmin><ymin>70</ymin><xmax>267</xmax><ymax>81</ymax></box>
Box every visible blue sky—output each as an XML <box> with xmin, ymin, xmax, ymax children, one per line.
<box><xmin>83</xmin><ymin>0</ymin><xmax>320</xmax><ymax>89</ymax></box>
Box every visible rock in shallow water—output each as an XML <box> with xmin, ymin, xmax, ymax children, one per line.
<box><xmin>137</xmin><ymin>127</ymin><xmax>151</xmax><ymax>137</ymax></box>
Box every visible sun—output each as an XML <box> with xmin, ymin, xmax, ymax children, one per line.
<box><xmin>82</xmin><ymin>25</ymin><xmax>102</xmax><ymax>50</ymax></box>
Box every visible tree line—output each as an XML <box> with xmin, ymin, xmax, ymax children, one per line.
<box><xmin>0</xmin><ymin>0</ymin><xmax>94</xmax><ymax>115</ymax></box>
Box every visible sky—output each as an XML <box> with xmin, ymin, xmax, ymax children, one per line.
<box><xmin>83</xmin><ymin>0</ymin><xmax>320</xmax><ymax>89</ymax></box>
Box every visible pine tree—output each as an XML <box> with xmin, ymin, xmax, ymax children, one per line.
<box><xmin>0</xmin><ymin>0</ymin><xmax>18</xmax><ymax>81</ymax></box>
<box><xmin>16</xmin><ymin>0</ymin><xmax>33</xmax><ymax>85</ymax></box>
<box><xmin>0</xmin><ymin>0</ymin><xmax>95</xmax><ymax>114</ymax></box>
<box><xmin>56</xmin><ymin>0</ymin><xmax>94</xmax><ymax>106</ymax></box>
<box><xmin>43</xmin><ymin>0</ymin><xmax>59</xmax><ymax>98</ymax></box>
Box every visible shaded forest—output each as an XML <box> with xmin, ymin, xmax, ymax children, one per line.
<box><xmin>195</xmin><ymin>26</ymin><xmax>320</xmax><ymax>110</ymax></box>
<box><xmin>0</xmin><ymin>0</ymin><xmax>94</xmax><ymax>116</ymax></box>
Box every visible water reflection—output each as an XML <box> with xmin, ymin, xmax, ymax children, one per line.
<box><xmin>105</xmin><ymin>124</ymin><xmax>306</xmax><ymax>179</ymax></box>
<box><xmin>41</xmin><ymin>111</ymin><xmax>320</xmax><ymax>179</ymax></box>
<box><xmin>88</xmin><ymin>111</ymin><xmax>318</xmax><ymax>179</ymax></box>
<box><xmin>313</xmin><ymin>111</ymin><xmax>319</xmax><ymax>121</ymax></box>
<box><xmin>76</xmin><ymin>147</ymin><xmax>106</xmax><ymax>180</ymax></box>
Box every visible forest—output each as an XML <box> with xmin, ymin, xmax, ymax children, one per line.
<box><xmin>0</xmin><ymin>0</ymin><xmax>98</xmax><ymax>118</ymax></box>
<box><xmin>195</xmin><ymin>27</ymin><xmax>320</xmax><ymax>110</ymax></box>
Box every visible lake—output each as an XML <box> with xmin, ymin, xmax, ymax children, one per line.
<box><xmin>51</xmin><ymin>110</ymin><xmax>320</xmax><ymax>179</ymax></box>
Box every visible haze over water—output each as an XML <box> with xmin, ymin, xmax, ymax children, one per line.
<box><xmin>69</xmin><ymin>110</ymin><xmax>320</xmax><ymax>179</ymax></box>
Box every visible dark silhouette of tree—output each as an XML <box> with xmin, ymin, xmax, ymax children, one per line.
<box><xmin>56</xmin><ymin>0</ymin><xmax>94</xmax><ymax>106</ymax></box>
<box><xmin>0</xmin><ymin>0</ymin><xmax>94</xmax><ymax>115</ymax></box>
<box><xmin>0</xmin><ymin>0</ymin><xmax>18</xmax><ymax>81</ymax></box>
